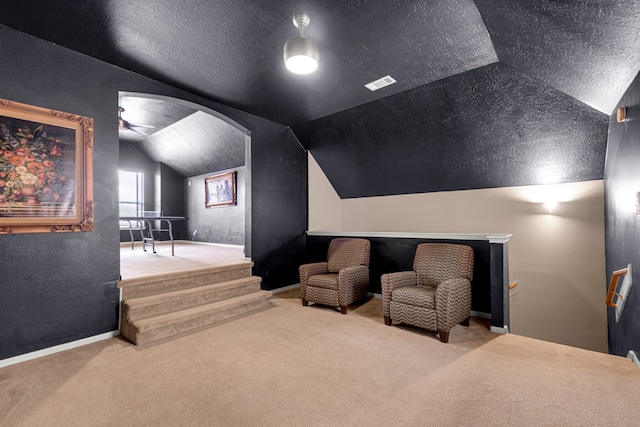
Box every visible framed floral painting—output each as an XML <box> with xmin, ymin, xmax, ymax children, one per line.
<box><xmin>205</xmin><ymin>171</ymin><xmax>237</xmax><ymax>208</ymax></box>
<box><xmin>0</xmin><ymin>98</ymin><xmax>93</xmax><ymax>234</ymax></box>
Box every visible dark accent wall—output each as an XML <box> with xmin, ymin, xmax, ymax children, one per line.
<box><xmin>118</xmin><ymin>141</ymin><xmax>156</xmax><ymax>242</ymax></box>
<box><xmin>0</xmin><ymin>25</ymin><xmax>306</xmax><ymax>360</ymax></box>
<box><xmin>157</xmin><ymin>162</ymin><xmax>186</xmax><ymax>240</ymax></box>
<box><xmin>184</xmin><ymin>168</ymin><xmax>245</xmax><ymax>246</ymax></box>
<box><xmin>249</xmin><ymin>125</ymin><xmax>307</xmax><ymax>289</ymax></box>
<box><xmin>293</xmin><ymin>63</ymin><xmax>608</xmax><ymax>199</ymax></box>
<box><xmin>305</xmin><ymin>236</ymin><xmax>491</xmax><ymax>314</ymax></box>
<box><xmin>604</xmin><ymin>72</ymin><xmax>640</xmax><ymax>357</ymax></box>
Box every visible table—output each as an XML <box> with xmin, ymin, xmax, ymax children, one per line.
<box><xmin>120</xmin><ymin>216</ymin><xmax>188</xmax><ymax>256</ymax></box>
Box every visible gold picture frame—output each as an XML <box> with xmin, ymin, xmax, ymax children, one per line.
<box><xmin>205</xmin><ymin>171</ymin><xmax>237</xmax><ymax>208</ymax></box>
<box><xmin>0</xmin><ymin>98</ymin><xmax>93</xmax><ymax>234</ymax></box>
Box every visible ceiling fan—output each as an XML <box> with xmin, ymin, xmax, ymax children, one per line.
<box><xmin>118</xmin><ymin>106</ymin><xmax>155</xmax><ymax>135</ymax></box>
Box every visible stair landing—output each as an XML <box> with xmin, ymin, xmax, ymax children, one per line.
<box><xmin>117</xmin><ymin>261</ymin><xmax>271</xmax><ymax>345</ymax></box>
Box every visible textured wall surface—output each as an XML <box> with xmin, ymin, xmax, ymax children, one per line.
<box><xmin>118</xmin><ymin>142</ymin><xmax>156</xmax><ymax>242</ymax></box>
<box><xmin>184</xmin><ymin>168</ymin><xmax>246</xmax><ymax>246</ymax></box>
<box><xmin>0</xmin><ymin>26</ymin><xmax>307</xmax><ymax>360</ymax></box>
<box><xmin>158</xmin><ymin>163</ymin><xmax>186</xmax><ymax>240</ymax></box>
<box><xmin>475</xmin><ymin>0</ymin><xmax>640</xmax><ymax>114</ymax></box>
<box><xmin>295</xmin><ymin>63</ymin><xmax>608</xmax><ymax>199</ymax></box>
<box><xmin>604</xmin><ymin>73</ymin><xmax>640</xmax><ymax>357</ymax></box>
<box><xmin>0</xmin><ymin>27</ymin><xmax>122</xmax><ymax>360</ymax></box>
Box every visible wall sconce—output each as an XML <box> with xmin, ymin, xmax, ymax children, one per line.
<box><xmin>543</xmin><ymin>201</ymin><xmax>557</xmax><ymax>214</ymax></box>
<box><xmin>636</xmin><ymin>192</ymin><xmax>640</xmax><ymax>216</ymax></box>
<box><xmin>617</xmin><ymin>107</ymin><xmax>628</xmax><ymax>123</ymax></box>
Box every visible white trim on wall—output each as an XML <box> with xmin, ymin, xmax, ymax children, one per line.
<box><xmin>628</xmin><ymin>350</ymin><xmax>640</xmax><ymax>372</ymax></box>
<box><xmin>307</xmin><ymin>231</ymin><xmax>512</xmax><ymax>242</ymax></box>
<box><xmin>0</xmin><ymin>331</ymin><xmax>119</xmax><ymax>369</ymax></box>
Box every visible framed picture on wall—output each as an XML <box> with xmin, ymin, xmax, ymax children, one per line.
<box><xmin>0</xmin><ymin>98</ymin><xmax>94</xmax><ymax>234</ymax></box>
<box><xmin>205</xmin><ymin>171</ymin><xmax>237</xmax><ymax>208</ymax></box>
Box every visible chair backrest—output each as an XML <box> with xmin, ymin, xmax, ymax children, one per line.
<box><xmin>327</xmin><ymin>238</ymin><xmax>370</xmax><ymax>273</ymax></box>
<box><xmin>413</xmin><ymin>243</ymin><xmax>474</xmax><ymax>288</ymax></box>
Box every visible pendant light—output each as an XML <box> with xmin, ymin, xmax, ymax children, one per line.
<box><xmin>283</xmin><ymin>13</ymin><xmax>319</xmax><ymax>74</ymax></box>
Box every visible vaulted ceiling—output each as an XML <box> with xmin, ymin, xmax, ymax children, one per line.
<box><xmin>2</xmin><ymin>1</ymin><xmax>638</xmax><ymax>126</ymax></box>
<box><xmin>1</xmin><ymin>1</ymin><xmax>639</xmax><ymax>192</ymax></box>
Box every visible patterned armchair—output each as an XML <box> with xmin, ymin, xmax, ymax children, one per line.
<box><xmin>299</xmin><ymin>238</ymin><xmax>371</xmax><ymax>314</ymax></box>
<box><xmin>381</xmin><ymin>243</ymin><xmax>474</xmax><ymax>343</ymax></box>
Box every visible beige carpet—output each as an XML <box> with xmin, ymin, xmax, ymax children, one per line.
<box><xmin>120</xmin><ymin>241</ymin><xmax>246</xmax><ymax>279</ymax></box>
<box><xmin>1</xmin><ymin>288</ymin><xmax>638</xmax><ymax>427</ymax></box>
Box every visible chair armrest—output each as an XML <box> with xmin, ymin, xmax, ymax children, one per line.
<box><xmin>381</xmin><ymin>271</ymin><xmax>417</xmax><ymax>316</ymax></box>
<box><xmin>435</xmin><ymin>278</ymin><xmax>472</xmax><ymax>332</ymax></box>
<box><xmin>337</xmin><ymin>265</ymin><xmax>370</xmax><ymax>306</ymax></box>
<box><xmin>299</xmin><ymin>262</ymin><xmax>328</xmax><ymax>299</ymax></box>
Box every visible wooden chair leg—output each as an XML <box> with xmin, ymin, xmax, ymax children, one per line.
<box><xmin>384</xmin><ymin>316</ymin><xmax>392</xmax><ymax>326</ymax></box>
<box><xmin>340</xmin><ymin>305</ymin><xmax>348</xmax><ymax>314</ymax></box>
<box><xmin>461</xmin><ymin>316</ymin><xmax>470</xmax><ymax>327</ymax></box>
<box><xmin>302</xmin><ymin>298</ymin><xmax>308</xmax><ymax>306</ymax></box>
<box><xmin>439</xmin><ymin>331</ymin><xmax>450</xmax><ymax>343</ymax></box>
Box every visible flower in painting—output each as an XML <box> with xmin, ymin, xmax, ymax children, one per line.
<box><xmin>10</xmin><ymin>156</ymin><xmax>24</xmax><ymax>166</ymax></box>
<box><xmin>0</xmin><ymin>123</ymin><xmax>70</xmax><ymax>204</ymax></box>
<box><xmin>21</xmin><ymin>173</ymin><xmax>38</xmax><ymax>185</ymax></box>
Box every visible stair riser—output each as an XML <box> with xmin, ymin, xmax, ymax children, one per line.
<box><xmin>129</xmin><ymin>295</ymin><xmax>272</xmax><ymax>345</ymax></box>
<box><xmin>121</xmin><ymin>266</ymin><xmax>253</xmax><ymax>299</ymax></box>
<box><xmin>123</xmin><ymin>280</ymin><xmax>262</xmax><ymax>321</ymax></box>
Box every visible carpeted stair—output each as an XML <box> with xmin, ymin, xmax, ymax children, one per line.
<box><xmin>117</xmin><ymin>262</ymin><xmax>271</xmax><ymax>345</ymax></box>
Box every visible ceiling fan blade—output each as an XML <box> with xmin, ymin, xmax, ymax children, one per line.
<box><xmin>118</xmin><ymin>106</ymin><xmax>155</xmax><ymax>133</ymax></box>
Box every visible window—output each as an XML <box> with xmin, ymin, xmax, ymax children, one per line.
<box><xmin>119</xmin><ymin>170</ymin><xmax>144</xmax><ymax>227</ymax></box>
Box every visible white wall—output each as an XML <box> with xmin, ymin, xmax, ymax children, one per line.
<box><xmin>308</xmin><ymin>153</ymin><xmax>342</xmax><ymax>231</ymax></box>
<box><xmin>309</xmin><ymin>152</ymin><xmax>607</xmax><ymax>352</ymax></box>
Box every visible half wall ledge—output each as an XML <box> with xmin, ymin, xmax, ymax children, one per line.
<box><xmin>306</xmin><ymin>231</ymin><xmax>512</xmax><ymax>334</ymax></box>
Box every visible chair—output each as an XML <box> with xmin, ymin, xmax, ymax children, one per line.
<box><xmin>381</xmin><ymin>243</ymin><xmax>474</xmax><ymax>343</ymax></box>
<box><xmin>299</xmin><ymin>238</ymin><xmax>371</xmax><ymax>314</ymax></box>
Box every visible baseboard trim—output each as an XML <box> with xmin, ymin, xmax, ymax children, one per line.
<box><xmin>0</xmin><ymin>331</ymin><xmax>119</xmax><ymax>369</ymax></box>
<box><xmin>490</xmin><ymin>325</ymin><xmax>510</xmax><ymax>334</ymax></box>
<box><xmin>627</xmin><ymin>350</ymin><xmax>640</xmax><ymax>372</ymax></box>
<box><xmin>471</xmin><ymin>310</ymin><xmax>491</xmax><ymax>319</ymax></box>
<box><xmin>271</xmin><ymin>283</ymin><xmax>301</xmax><ymax>293</ymax></box>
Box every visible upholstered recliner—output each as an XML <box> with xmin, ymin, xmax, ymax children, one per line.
<box><xmin>381</xmin><ymin>243</ymin><xmax>474</xmax><ymax>343</ymax></box>
<box><xmin>299</xmin><ymin>238</ymin><xmax>370</xmax><ymax>314</ymax></box>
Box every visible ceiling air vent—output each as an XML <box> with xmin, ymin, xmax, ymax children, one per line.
<box><xmin>365</xmin><ymin>75</ymin><xmax>396</xmax><ymax>91</ymax></box>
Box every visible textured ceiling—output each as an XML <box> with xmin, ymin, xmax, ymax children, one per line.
<box><xmin>118</xmin><ymin>96</ymin><xmax>197</xmax><ymax>143</ymax></box>
<box><xmin>4</xmin><ymin>0</ymin><xmax>637</xmax><ymax>128</ymax></box>
<box><xmin>135</xmin><ymin>110</ymin><xmax>246</xmax><ymax>178</ymax></box>
<box><xmin>2</xmin><ymin>1</ymin><xmax>639</xmax><ymax>189</ymax></box>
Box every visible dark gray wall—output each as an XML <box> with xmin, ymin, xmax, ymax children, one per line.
<box><xmin>157</xmin><ymin>162</ymin><xmax>186</xmax><ymax>240</ymax></box>
<box><xmin>185</xmin><ymin>168</ymin><xmax>245</xmax><ymax>246</ymax></box>
<box><xmin>604</xmin><ymin>72</ymin><xmax>640</xmax><ymax>357</ymax></box>
<box><xmin>118</xmin><ymin>141</ymin><xmax>156</xmax><ymax>242</ymax></box>
<box><xmin>294</xmin><ymin>63</ymin><xmax>608</xmax><ymax>198</ymax></box>
<box><xmin>250</xmin><ymin>124</ymin><xmax>306</xmax><ymax>289</ymax></box>
<box><xmin>0</xmin><ymin>25</ymin><xmax>306</xmax><ymax>360</ymax></box>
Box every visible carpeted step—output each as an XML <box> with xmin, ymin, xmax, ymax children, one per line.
<box><xmin>122</xmin><ymin>291</ymin><xmax>272</xmax><ymax>345</ymax></box>
<box><xmin>117</xmin><ymin>262</ymin><xmax>254</xmax><ymax>299</ymax></box>
<box><xmin>122</xmin><ymin>276</ymin><xmax>262</xmax><ymax>322</ymax></box>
